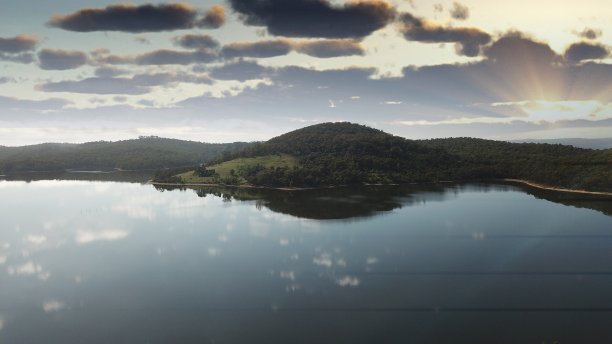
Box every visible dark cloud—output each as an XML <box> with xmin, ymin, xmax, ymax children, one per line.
<box><xmin>399</xmin><ymin>13</ymin><xmax>491</xmax><ymax>56</ymax></box>
<box><xmin>49</xmin><ymin>3</ymin><xmax>225</xmax><ymax>33</ymax></box>
<box><xmin>38</xmin><ymin>49</ymin><xmax>88</xmax><ymax>70</ymax></box>
<box><xmin>38</xmin><ymin>77</ymin><xmax>151</xmax><ymax>95</ymax></box>
<box><xmin>484</xmin><ymin>33</ymin><xmax>558</xmax><ymax>64</ymax></box>
<box><xmin>173</xmin><ymin>34</ymin><xmax>220</xmax><ymax>50</ymax></box>
<box><xmin>131</xmin><ymin>72</ymin><xmax>212</xmax><ymax>86</ymax></box>
<box><xmin>37</xmin><ymin>72</ymin><xmax>213</xmax><ymax>95</ymax></box>
<box><xmin>0</xmin><ymin>35</ymin><xmax>38</xmax><ymax>64</ymax></box>
<box><xmin>294</xmin><ymin>40</ymin><xmax>365</xmax><ymax>58</ymax></box>
<box><xmin>564</xmin><ymin>42</ymin><xmax>609</xmax><ymax>63</ymax></box>
<box><xmin>0</xmin><ymin>34</ymin><xmax>39</xmax><ymax>53</ymax></box>
<box><xmin>220</xmin><ymin>39</ymin><xmax>365</xmax><ymax>59</ymax></box>
<box><xmin>222</xmin><ymin>40</ymin><xmax>293</xmax><ymax>58</ymax></box>
<box><xmin>94</xmin><ymin>66</ymin><xmax>129</xmax><ymax>78</ymax></box>
<box><xmin>198</xmin><ymin>5</ymin><xmax>225</xmax><ymax>28</ymax></box>
<box><xmin>209</xmin><ymin>60</ymin><xmax>271</xmax><ymax>81</ymax></box>
<box><xmin>449</xmin><ymin>2</ymin><xmax>469</xmax><ymax>20</ymax></box>
<box><xmin>228</xmin><ymin>0</ymin><xmax>396</xmax><ymax>38</ymax></box>
<box><xmin>577</xmin><ymin>28</ymin><xmax>602</xmax><ymax>40</ymax></box>
<box><xmin>96</xmin><ymin>48</ymin><xmax>218</xmax><ymax>65</ymax></box>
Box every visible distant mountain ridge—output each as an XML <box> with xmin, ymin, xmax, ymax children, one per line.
<box><xmin>0</xmin><ymin>137</ymin><xmax>251</xmax><ymax>173</ymax></box>
<box><xmin>511</xmin><ymin>138</ymin><xmax>612</xmax><ymax>150</ymax></box>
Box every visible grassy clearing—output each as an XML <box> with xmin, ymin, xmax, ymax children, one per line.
<box><xmin>177</xmin><ymin>154</ymin><xmax>298</xmax><ymax>184</ymax></box>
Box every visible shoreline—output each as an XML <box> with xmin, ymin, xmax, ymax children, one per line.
<box><xmin>149</xmin><ymin>179</ymin><xmax>612</xmax><ymax>196</ymax></box>
<box><xmin>147</xmin><ymin>180</ymin><xmax>330</xmax><ymax>191</ymax></box>
<box><xmin>502</xmin><ymin>179</ymin><xmax>612</xmax><ymax>196</ymax></box>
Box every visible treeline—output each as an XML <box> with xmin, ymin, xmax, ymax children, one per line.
<box><xmin>419</xmin><ymin>138</ymin><xmax>612</xmax><ymax>192</ymax></box>
<box><xmin>0</xmin><ymin>137</ymin><xmax>251</xmax><ymax>173</ymax></box>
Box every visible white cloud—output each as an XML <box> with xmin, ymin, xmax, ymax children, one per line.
<box><xmin>335</xmin><ymin>275</ymin><xmax>360</xmax><ymax>287</ymax></box>
<box><xmin>75</xmin><ymin>229</ymin><xmax>129</xmax><ymax>244</ymax></box>
<box><xmin>25</xmin><ymin>234</ymin><xmax>47</xmax><ymax>246</ymax></box>
<box><xmin>313</xmin><ymin>253</ymin><xmax>333</xmax><ymax>268</ymax></box>
<box><xmin>43</xmin><ymin>300</ymin><xmax>66</xmax><ymax>313</ymax></box>
<box><xmin>7</xmin><ymin>261</ymin><xmax>41</xmax><ymax>275</ymax></box>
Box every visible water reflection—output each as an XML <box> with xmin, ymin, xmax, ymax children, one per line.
<box><xmin>155</xmin><ymin>182</ymin><xmax>612</xmax><ymax>219</ymax></box>
<box><xmin>0</xmin><ymin>180</ymin><xmax>611</xmax><ymax>343</ymax></box>
<box><xmin>0</xmin><ymin>170</ymin><xmax>151</xmax><ymax>183</ymax></box>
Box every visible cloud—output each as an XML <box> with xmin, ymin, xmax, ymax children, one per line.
<box><xmin>294</xmin><ymin>39</ymin><xmax>365</xmax><ymax>58</ymax></box>
<box><xmin>49</xmin><ymin>3</ymin><xmax>224</xmax><ymax>33</ymax></box>
<box><xmin>449</xmin><ymin>2</ymin><xmax>469</xmax><ymax>20</ymax></box>
<box><xmin>0</xmin><ymin>52</ymin><xmax>35</xmax><ymax>63</ymax></box>
<box><xmin>0</xmin><ymin>34</ymin><xmax>39</xmax><ymax>53</ymax></box>
<box><xmin>38</xmin><ymin>77</ymin><xmax>150</xmax><ymax>95</ymax></box>
<box><xmin>222</xmin><ymin>40</ymin><xmax>293</xmax><ymax>58</ymax></box>
<box><xmin>398</xmin><ymin>13</ymin><xmax>491</xmax><ymax>56</ymax></box>
<box><xmin>228</xmin><ymin>0</ymin><xmax>396</xmax><ymax>38</ymax></box>
<box><xmin>198</xmin><ymin>4</ymin><xmax>225</xmax><ymax>28</ymax></box>
<box><xmin>564</xmin><ymin>42</ymin><xmax>609</xmax><ymax>63</ymax></box>
<box><xmin>0</xmin><ymin>76</ymin><xmax>16</xmax><ymax>84</ymax></box>
<box><xmin>484</xmin><ymin>32</ymin><xmax>560</xmax><ymax>67</ymax></box>
<box><xmin>38</xmin><ymin>72</ymin><xmax>213</xmax><ymax>95</ymax></box>
<box><xmin>96</xmin><ymin>48</ymin><xmax>218</xmax><ymax>65</ymax></box>
<box><xmin>38</xmin><ymin>49</ymin><xmax>88</xmax><ymax>70</ymax></box>
<box><xmin>173</xmin><ymin>34</ymin><xmax>220</xmax><ymax>50</ymax></box>
<box><xmin>43</xmin><ymin>300</ymin><xmax>66</xmax><ymax>313</ymax></box>
<box><xmin>94</xmin><ymin>66</ymin><xmax>129</xmax><ymax>77</ymax></box>
<box><xmin>0</xmin><ymin>95</ymin><xmax>69</xmax><ymax>110</ymax></box>
<box><xmin>0</xmin><ymin>35</ymin><xmax>38</xmax><ymax>64</ymax></box>
<box><xmin>577</xmin><ymin>28</ymin><xmax>602</xmax><ymax>40</ymax></box>
<box><xmin>209</xmin><ymin>60</ymin><xmax>271</xmax><ymax>81</ymax></box>
<box><xmin>221</xmin><ymin>39</ymin><xmax>365</xmax><ymax>59</ymax></box>
<box><xmin>75</xmin><ymin>229</ymin><xmax>128</xmax><ymax>244</ymax></box>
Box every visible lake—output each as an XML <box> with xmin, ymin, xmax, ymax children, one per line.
<box><xmin>0</xmin><ymin>179</ymin><xmax>611</xmax><ymax>343</ymax></box>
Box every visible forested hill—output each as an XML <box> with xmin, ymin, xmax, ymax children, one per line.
<box><xmin>196</xmin><ymin>122</ymin><xmax>611</xmax><ymax>192</ymax></box>
<box><xmin>208</xmin><ymin>122</ymin><xmax>456</xmax><ymax>186</ymax></box>
<box><xmin>0</xmin><ymin>137</ymin><xmax>251</xmax><ymax>173</ymax></box>
<box><xmin>419</xmin><ymin>137</ymin><xmax>611</xmax><ymax>191</ymax></box>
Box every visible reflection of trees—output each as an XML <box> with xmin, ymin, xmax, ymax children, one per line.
<box><xmin>2</xmin><ymin>171</ymin><xmax>152</xmax><ymax>183</ymax></box>
<box><xmin>155</xmin><ymin>184</ymin><xmax>453</xmax><ymax>220</ymax></box>
<box><xmin>154</xmin><ymin>182</ymin><xmax>612</xmax><ymax>220</ymax></box>
<box><xmin>504</xmin><ymin>182</ymin><xmax>612</xmax><ymax>216</ymax></box>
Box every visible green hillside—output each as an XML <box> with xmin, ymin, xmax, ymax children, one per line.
<box><xmin>177</xmin><ymin>154</ymin><xmax>298</xmax><ymax>185</ymax></box>
<box><xmin>0</xmin><ymin>137</ymin><xmax>251</xmax><ymax>173</ymax></box>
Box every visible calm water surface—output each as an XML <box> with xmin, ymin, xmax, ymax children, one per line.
<box><xmin>0</xmin><ymin>180</ymin><xmax>611</xmax><ymax>343</ymax></box>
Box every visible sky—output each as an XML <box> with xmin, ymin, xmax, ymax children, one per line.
<box><xmin>0</xmin><ymin>0</ymin><xmax>611</xmax><ymax>146</ymax></box>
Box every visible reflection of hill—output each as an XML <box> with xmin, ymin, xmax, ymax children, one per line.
<box><xmin>0</xmin><ymin>170</ymin><xmax>152</xmax><ymax>183</ymax></box>
<box><xmin>154</xmin><ymin>182</ymin><xmax>612</xmax><ymax>220</ymax></box>
<box><xmin>502</xmin><ymin>181</ymin><xmax>612</xmax><ymax>216</ymax></box>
